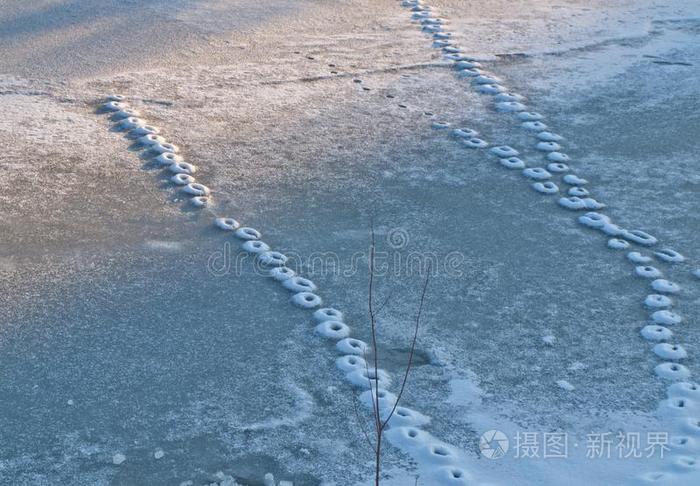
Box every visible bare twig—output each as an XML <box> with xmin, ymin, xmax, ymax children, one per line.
<box><xmin>381</xmin><ymin>264</ymin><xmax>430</xmax><ymax>429</ymax></box>
<box><xmin>375</xmin><ymin>287</ymin><xmax>395</xmax><ymax>314</ymax></box>
<box><xmin>358</xmin><ymin>222</ymin><xmax>431</xmax><ymax>486</ymax></box>
<box><xmin>368</xmin><ymin>223</ymin><xmax>382</xmax><ymax>486</ymax></box>
<box><xmin>351</xmin><ymin>390</ymin><xmax>377</xmax><ymax>454</ymax></box>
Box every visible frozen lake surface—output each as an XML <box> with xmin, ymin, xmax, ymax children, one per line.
<box><xmin>0</xmin><ymin>0</ymin><xmax>699</xmax><ymax>484</ymax></box>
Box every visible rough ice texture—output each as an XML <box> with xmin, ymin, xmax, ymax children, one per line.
<box><xmin>1</xmin><ymin>0</ymin><xmax>700</xmax><ymax>485</ymax></box>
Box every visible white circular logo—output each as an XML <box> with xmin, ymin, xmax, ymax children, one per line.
<box><xmin>479</xmin><ymin>430</ymin><xmax>509</xmax><ymax>459</ymax></box>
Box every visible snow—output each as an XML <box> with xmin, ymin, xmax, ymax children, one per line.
<box><xmin>155</xmin><ymin>152</ymin><xmax>181</xmax><ymax>165</ymax></box>
<box><xmin>313</xmin><ymin>308</ymin><xmax>344</xmax><ymax>323</ymax></box>
<box><xmin>523</xmin><ymin>167</ymin><xmax>552</xmax><ymax>180</ymax></box>
<box><xmin>629</xmin><ymin>251</ymin><xmax>654</xmax><ymax>264</ymax></box>
<box><xmin>654</xmin><ymin>249</ymin><xmax>686</xmax><ymax>264</ymax></box>
<box><xmin>215</xmin><ymin>217</ymin><xmax>240</xmax><ymax>231</ymax></box>
<box><xmin>112</xmin><ymin>453</ymin><xmax>126</xmax><ymax>466</ymax></box>
<box><xmin>269</xmin><ymin>266</ymin><xmax>296</xmax><ymax>281</ymax></box>
<box><xmin>234</xmin><ymin>227</ymin><xmax>262</xmax><ymax>241</ymax></box>
<box><xmin>336</xmin><ymin>337</ymin><xmax>370</xmax><ymax>356</ymax></box>
<box><xmin>641</xmin><ymin>325</ymin><xmax>674</xmax><ymax>342</ymax></box>
<box><xmin>291</xmin><ymin>291</ymin><xmax>323</xmax><ymax>309</ymax></box>
<box><xmin>1</xmin><ymin>0</ymin><xmax>699</xmax><ymax>484</ymax></box>
<box><xmin>542</xmin><ymin>335</ymin><xmax>556</xmax><ymax>346</ymax></box>
<box><xmin>241</xmin><ymin>240</ymin><xmax>271</xmax><ymax>254</ymax></box>
<box><xmin>521</xmin><ymin>120</ymin><xmax>548</xmax><ymax>131</ymax></box>
<box><xmin>316</xmin><ymin>321</ymin><xmax>350</xmax><ymax>340</ymax></box>
<box><xmin>182</xmin><ymin>182</ymin><xmax>210</xmax><ymax>196</ymax></box>
<box><xmin>653</xmin><ymin>344</ymin><xmax>688</xmax><ymax>361</ymax></box>
<box><xmin>547</xmin><ymin>162</ymin><xmax>569</xmax><ymax>173</ymax></box>
<box><xmin>451</xmin><ymin>127</ymin><xmax>479</xmax><ymax>138</ymax></box>
<box><xmin>651</xmin><ymin>279</ymin><xmax>682</xmax><ymax>294</ymax></box>
<box><xmin>258</xmin><ymin>251</ymin><xmax>289</xmax><ymax>266</ymax></box>
<box><xmin>171</xmin><ymin>173</ymin><xmax>195</xmax><ymax>185</ymax></box>
<box><xmin>532</xmin><ymin>181</ymin><xmax>559</xmax><ymax>194</ymax></box>
<box><xmin>494</xmin><ymin>101</ymin><xmax>526</xmax><ymax>113</ymax></box>
<box><xmin>190</xmin><ymin>195</ymin><xmax>211</xmax><ymax>207</ymax></box>
<box><xmin>167</xmin><ymin>162</ymin><xmax>197</xmax><ymax>175</ymax></box>
<box><xmin>636</xmin><ymin>265</ymin><xmax>663</xmax><ymax>279</ymax></box>
<box><xmin>652</xmin><ymin>310</ymin><xmax>683</xmax><ymax>326</ymax></box>
<box><xmin>645</xmin><ymin>294</ymin><xmax>674</xmax><ymax>308</ymax></box>
<box><xmin>563</xmin><ymin>174</ymin><xmax>587</xmax><ymax>185</ymax></box>
<box><xmin>489</xmin><ymin>145</ymin><xmax>519</xmax><ymax>158</ymax></box>
<box><xmin>556</xmin><ymin>379</ymin><xmax>576</xmax><ymax>392</ymax></box>
<box><xmin>500</xmin><ymin>156</ymin><xmax>526</xmax><ymax>170</ymax></box>
<box><xmin>655</xmin><ymin>363</ymin><xmax>691</xmax><ymax>381</ymax></box>
<box><xmin>536</xmin><ymin>141</ymin><xmax>561</xmax><ymax>152</ymax></box>
<box><xmin>462</xmin><ymin>137</ymin><xmax>489</xmax><ymax>148</ymax></box>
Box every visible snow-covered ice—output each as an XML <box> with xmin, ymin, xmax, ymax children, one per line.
<box><xmin>1</xmin><ymin>0</ymin><xmax>699</xmax><ymax>484</ymax></box>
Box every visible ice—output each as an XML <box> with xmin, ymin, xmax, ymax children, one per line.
<box><xmin>556</xmin><ymin>380</ymin><xmax>575</xmax><ymax>391</ymax></box>
<box><xmin>2</xmin><ymin>0</ymin><xmax>700</xmax><ymax>484</ymax></box>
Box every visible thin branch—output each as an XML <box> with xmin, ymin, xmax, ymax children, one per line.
<box><xmin>380</xmin><ymin>264</ymin><xmax>431</xmax><ymax>430</ymax></box>
<box><xmin>360</xmin><ymin>345</ymin><xmax>379</xmax><ymax>442</ymax></box>
<box><xmin>375</xmin><ymin>287</ymin><xmax>395</xmax><ymax>314</ymax></box>
<box><xmin>368</xmin><ymin>221</ymin><xmax>382</xmax><ymax>486</ymax></box>
<box><xmin>351</xmin><ymin>389</ymin><xmax>377</xmax><ymax>454</ymax></box>
<box><xmin>368</xmin><ymin>223</ymin><xmax>381</xmax><ymax>434</ymax></box>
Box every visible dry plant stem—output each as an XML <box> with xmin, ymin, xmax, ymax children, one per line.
<box><xmin>362</xmin><ymin>223</ymin><xmax>430</xmax><ymax>486</ymax></box>
<box><xmin>368</xmin><ymin>225</ymin><xmax>382</xmax><ymax>486</ymax></box>
<box><xmin>381</xmin><ymin>265</ymin><xmax>429</xmax><ymax>429</ymax></box>
<box><xmin>352</xmin><ymin>390</ymin><xmax>377</xmax><ymax>453</ymax></box>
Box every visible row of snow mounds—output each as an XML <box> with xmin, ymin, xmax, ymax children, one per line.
<box><xmin>213</xmin><ymin>215</ymin><xmax>486</xmax><ymax>482</ymax></box>
<box><xmin>399</xmin><ymin>0</ymin><xmax>699</xmax><ymax>482</ymax></box>
<box><xmin>100</xmin><ymin>95</ymin><xmax>213</xmax><ymax>208</ymax></box>
<box><xmin>99</xmin><ymin>93</ymin><xmax>476</xmax><ymax>483</ymax></box>
<box><xmin>99</xmin><ymin>96</ymin><xmax>299</xmax><ymax>485</ymax></box>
